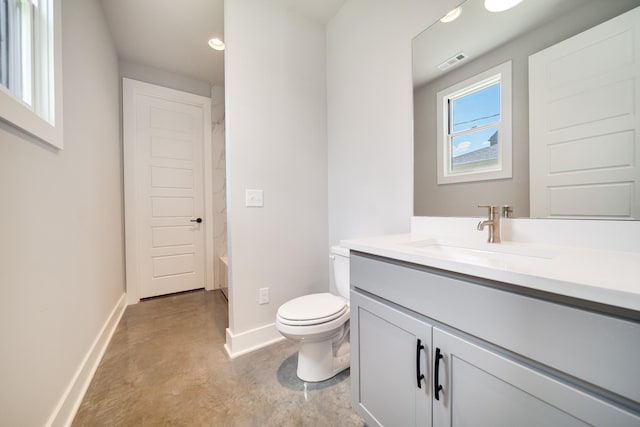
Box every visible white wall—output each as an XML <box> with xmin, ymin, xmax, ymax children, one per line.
<box><xmin>119</xmin><ymin>60</ymin><xmax>212</xmax><ymax>97</ymax></box>
<box><xmin>326</xmin><ymin>0</ymin><xmax>460</xmax><ymax>245</ymax></box>
<box><xmin>224</xmin><ymin>0</ymin><xmax>328</xmax><ymax>354</ymax></box>
<box><xmin>0</xmin><ymin>0</ymin><xmax>124</xmax><ymax>424</ymax></box>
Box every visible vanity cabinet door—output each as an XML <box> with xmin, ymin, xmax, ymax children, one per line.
<box><xmin>351</xmin><ymin>291</ymin><xmax>432</xmax><ymax>427</ymax></box>
<box><xmin>432</xmin><ymin>328</ymin><xmax>640</xmax><ymax>427</ymax></box>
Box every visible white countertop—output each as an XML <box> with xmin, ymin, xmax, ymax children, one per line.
<box><xmin>341</xmin><ymin>234</ymin><xmax>640</xmax><ymax>312</ymax></box>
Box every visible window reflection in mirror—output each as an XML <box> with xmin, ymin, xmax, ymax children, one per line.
<box><xmin>437</xmin><ymin>61</ymin><xmax>511</xmax><ymax>184</ymax></box>
<box><xmin>450</xmin><ymin>83</ymin><xmax>501</xmax><ymax>173</ymax></box>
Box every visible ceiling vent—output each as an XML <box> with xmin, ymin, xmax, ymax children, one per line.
<box><xmin>438</xmin><ymin>52</ymin><xmax>468</xmax><ymax>71</ymax></box>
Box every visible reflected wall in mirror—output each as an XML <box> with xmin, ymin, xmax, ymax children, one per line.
<box><xmin>413</xmin><ymin>0</ymin><xmax>640</xmax><ymax>219</ymax></box>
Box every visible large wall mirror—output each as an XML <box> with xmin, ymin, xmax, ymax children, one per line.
<box><xmin>413</xmin><ymin>0</ymin><xmax>640</xmax><ymax>219</ymax></box>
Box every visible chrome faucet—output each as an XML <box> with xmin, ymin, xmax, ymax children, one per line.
<box><xmin>477</xmin><ymin>205</ymin><xmax>501</xmax><ymax>243</ymax></box>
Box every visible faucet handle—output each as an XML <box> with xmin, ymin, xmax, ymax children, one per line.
<box><xmin>478</xmin><ymin>205</ymin><xmax>497</xmax><ymax>216</ymax></box>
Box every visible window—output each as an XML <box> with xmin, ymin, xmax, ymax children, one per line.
<box><xmin>436</xmin><ymin>61</ymin><xmax>512</xmax><ymax>184</ymax></box>
<box><xmin>0</xmin><ymin>0</ymin><xmax>62</xmax><ymax>149</ymax></box>
<box><xmin>2</xmin><ymin>0</ymin><xmax>34</xmax><ymax>105</ymax></box>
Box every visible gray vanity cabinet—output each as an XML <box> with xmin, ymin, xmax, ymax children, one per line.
<box><xmin>351</xmin><ymin>291</ymin><xmax>432</xmax><ymax>426</ymax></box>
<box><xmin>350</xmin><ymin>252</ymin><xmax>640</xmax><ymax>427</ymax></box>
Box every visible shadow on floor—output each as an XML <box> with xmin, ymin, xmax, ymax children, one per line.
<box><xmin>276</xmin><ymin>352</ymin><xmax>351</xmax><ymax>392</ymax></box>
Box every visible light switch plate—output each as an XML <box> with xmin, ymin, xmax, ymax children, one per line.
<box><xmin>258</xmin><ymin>287</ymin><xmax>269</xmax><ymax>305</ymax></box>
<box><xmin>245</xmin><ymin>189</ymin><xmax>264</xmax><ymax>207</ymax></box>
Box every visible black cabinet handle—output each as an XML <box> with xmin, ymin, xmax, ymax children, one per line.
<box><xmin>416</xmin><ymin>339</ymin><xmax>425</xmax><ymax>389</ymax></box>
<box><xmin>434</xmin><ymin>347</ymin><xmax>444</xmax><ymax>400</ymax></box>
<box><xmin>190</xmin><ymin>218</ymin><xmax>203</xmax><ymax>223</ymax></box>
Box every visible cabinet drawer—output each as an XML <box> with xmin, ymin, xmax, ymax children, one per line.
<box><xmin>351</xmin><ymin>252</ymin><xmax>640</xmax><ymax>403</ymax></box>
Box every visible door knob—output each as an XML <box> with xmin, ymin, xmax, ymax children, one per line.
<box><xmin>190</xmin><ymin>218</ymin><xmax>203</xmax><ymax>223</ymax></box>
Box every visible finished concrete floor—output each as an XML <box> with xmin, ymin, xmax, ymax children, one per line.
<box><xmin>73</xmin><ymin>289</ymin><xmax>364</xmax><ymax>426</ymax></box>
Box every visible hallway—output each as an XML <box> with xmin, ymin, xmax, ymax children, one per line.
<box><xmin>72</xmin><ymin>290</ymin><xmax>363</xmax><ymax>426</ymax></box>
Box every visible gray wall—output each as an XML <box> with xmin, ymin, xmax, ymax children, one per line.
<box><xmin>414</xmin><ymin>0</ymin><xmax>640</xmax><ymax>217</ymax></box>
<box><xmin>0</xmin><ymin>0</ymin><xmax>123</xmax><ymax>424</ymax></box>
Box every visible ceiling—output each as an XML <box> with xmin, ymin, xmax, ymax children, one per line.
<box><xmin>100</xmin><ymin>0</ymin><xmax>345</xmax><ymax>87</ymax></box>
<box><xmin>285</xmin><ymin>0</ymin><xmax>346</xmax><ymax>24</ymax></box>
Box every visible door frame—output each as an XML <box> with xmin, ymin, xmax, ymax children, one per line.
<box><xmin>123</xmin><ymin>78</ymin><xmax>214</xmax><ymax>304</ymax></box>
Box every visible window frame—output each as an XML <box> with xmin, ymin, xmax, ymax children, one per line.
<box><xmin>0</xmin><ymin>0</ymin><xmax>63</xmax><ymax>149</ymax></box>
<box><xmin>436</xmin><ymin>61</ymin><xmax>512</xmax><ymax>184</ymax></box>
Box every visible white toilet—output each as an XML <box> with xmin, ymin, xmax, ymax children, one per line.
<box><xmin>275</xmin><ymin>245</ymin><xmax>350</xmax><ymax>382</ymax></box>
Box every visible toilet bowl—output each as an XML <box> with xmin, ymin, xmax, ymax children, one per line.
<box><xmin>275</xmin><ymin>246</ymin><xmax>350</xmax><ymax>382</ymax></box>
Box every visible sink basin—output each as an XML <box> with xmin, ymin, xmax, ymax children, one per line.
<box><xmin>401</xmin><ymin>239</ymin><xmax>558</xmax><ymax>262</ymax></box>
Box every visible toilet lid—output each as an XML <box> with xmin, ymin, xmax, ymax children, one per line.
<box><xmin>278</xmin><ymin>293</ymin><xmax>347</xmax><ymax>324</ymax></box>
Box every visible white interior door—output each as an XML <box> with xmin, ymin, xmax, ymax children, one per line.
<box><xmin>124</xmin><ymin>78</ymin><xmax>212</xmax><ymax>301</ymax></box>
<box><xmin>529</xmin><ymin>6</ymin><xmax>640</xmax><ymax>219</ymax></box>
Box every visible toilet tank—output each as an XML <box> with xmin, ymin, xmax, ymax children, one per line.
<box><xmin>330</xmin><ymin>245</ymin><xmax>350</xmax><ymax>300</ymax></box>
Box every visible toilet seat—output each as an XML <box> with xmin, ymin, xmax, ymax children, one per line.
<box><xmin>277</xmin><ymin>293</ymin><xmax>347</xmax><ymax>326</ymax></box>
<box><xmin>276</xmin><ymin>305</ymin><xmax>350</xmax><ymax>339</ymax></box>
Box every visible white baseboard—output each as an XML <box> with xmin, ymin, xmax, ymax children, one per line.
<box><xmin>46</xmin><ymin>293</ymin><xmax>127</xmax><ymax>427</ymax></box>
<box><xmin>224</xmin><ymin>323</ymin><xmax>285</xmax><ymax>358</ymax></box>
<box><xmin>126</xmin><ymin>293</ymin><xmax>140</xmax><ymax>305</ymax></box>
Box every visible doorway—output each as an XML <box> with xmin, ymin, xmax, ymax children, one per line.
<box><xmin>123</xmin><ymin>78</ymin><xmax>214</xmax><ymax>303</ymax></box>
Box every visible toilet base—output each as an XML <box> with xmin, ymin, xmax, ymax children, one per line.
<box><xmin>296</xmin><ymin>331</ymin><xmax>350</xmax><ymax>382</ymax></box>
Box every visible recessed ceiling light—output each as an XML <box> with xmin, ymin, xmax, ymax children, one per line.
<box><xmin>484</xmin><ymin>0</ymin><xmax>524</xmax><ymax>13</ymax></box>
<box><xmin>208</xmin><ymin>38</ymin><xmax>225</xmax><ymax>51</ymax></box>
<box><xmin>440</xmin><ymin>7</ymin><xmax>462</xmax><ymax>23</ymax></box>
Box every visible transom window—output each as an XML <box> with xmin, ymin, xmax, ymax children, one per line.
<box><xmin>0</xmin><ymin>0</ymin><xmax>62</xmax><ymax>149</ymax></box>
<box><xmin>436</xmin><ymin>61</ymin><xmax>512</xmax><ymax>184</ymax></box>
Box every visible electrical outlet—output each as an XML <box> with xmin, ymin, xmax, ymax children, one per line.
<box><xmin>245</xmin><ymin>189</ymin><xmax>264</xmax><ymax>207</ymax></box>
<box><xmin>258</xmin><ymin>287</ymin><xmax>269</xmax><ymax>305</ymax></box>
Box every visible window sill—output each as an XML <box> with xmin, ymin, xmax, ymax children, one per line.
<box><xmin>437</xmin><ymin>167</ymin><xmax>512</xmax><ymax>185</ymax></box>
<box><xmin>0</xmin><ymin>87</ymin><xmax>63</xmax><ymax>149</ymax></box>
